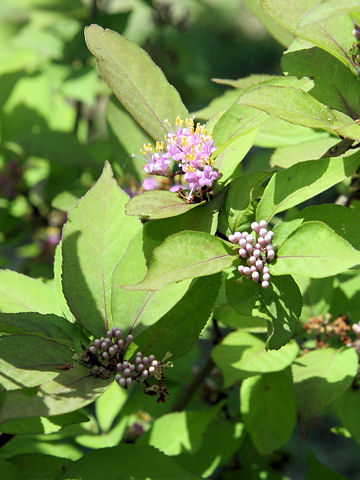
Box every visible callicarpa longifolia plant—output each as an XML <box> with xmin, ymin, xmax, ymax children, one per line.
<box><xmin>3</xmin><ymin>0</ymin><xmax>360</xmax><ymax>478</ymax></box>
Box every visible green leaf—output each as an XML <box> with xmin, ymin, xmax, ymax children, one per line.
<box><xmin>292</xmin><ymin>347</ymin><xmax>358</xmax><ymax>423</ymax></box>
<box><xmin>0</xmin><ymin>459</ymin><xmax>21</xmax><ymax>480</ymax></box>
<box><xmin>53</xmin><ymin>243</ymin><xmax>73</xmax><ymax>322</ymax></box>
<box><xmin>241</xmin><ymin>370</ymin><xmax>296</xmax><ymax>455</ymax></box>
<box><xmin>282</xmin><ymin>46</ymin><xmax>360</xmax><ymax>118</ymax></box>
<box><xmin>262</xmin><ymin>0</ymin><xmax>358</xmax><ymax>74</ymax></box>
<box><xmin>125</xmin><ymin>190</ymin><xmax>203</xmax><ymax>220</ymax></box>
<box><xmin>256</xmin><ymin>152</ymin><xmax>360</xmax><ymax>222</ymax></box>
<box><xmin>333</xmin><ymin>387</ymin><xmax>360</xmax><ymax>446</ymax></box>
<box><xmin>307</xmin><ymin>451</ymin><xmax>349</xmax><ymax>480</ymax></box>
<box><xmin>212</xmin><ymin>330</ymin><xmax>299</xmax><ymax>388</ymax></box>
<box><xmin>57</xmin><ymin>445</ymin><xmax>200</xmax><ymax>480</ymax></box>
<box><xmin>259</xmin><ymin>275</ymin><xmax>302</xmax><ymax>350</ymax></box>
<box><xmin>123</xmin><ymin>231</ymin><xmax>235</xmax><ymax>291</ymax></box>
<box><xmin>218</xmin><ymin>171</ymin><xmax>270</xmax><ymax>235</ymax></box>
<box><xmin>111</xmin><ymin>229</ymin><xmax>190</xmax><ymax>336</ymax></box>
<box><xmin>131</xmin><ymin>274</ymin><xmax>221</xmax><ymax>361</ymax></box>
<box><xmin>8</xmin><ymin>454</ymin><xmax>72</xmax><ymax>480</ymax></box>
<box><xmin>214</xmin><ymin>129</ymin><xmax>258</xmax><ymax>189</ymax></box>
<box><xmin>191</xmin><ymin>89</ymin><xmax>241</xmax><ymax>121</ymax></box>
<box><xmin>0</xmin><ymin>335</ymin><xmax>72</xmax><ymax>391</ymax></box>
<box><xmin>212</xmin><ymin>74</ymin><xmax>311</xmax><ymax>90</ymax></box>
<box><xmin>0</xmin><ymin>270</ymin><xmax>62</xmax><ymax>316</ymax></box>
<box><xmin>0</xmin><ymin>363</ymin><xmax>112</xmax><ymax>423</ymax></box>
<box><xmin>85</xmin><ymin>24</ymin><xmax>188</xmax><ymax>140</ymax></box>
<box><xmin>0</xmin><ymin>312</ymin><xmax>79</xmax><ymax>348</ymax></box>
<box><xmin>95</xmin><ymin>381</ymin><xmax>127</xmax><ymax>433</ymax></box>
<box><xmin>330</xmin><ymin>270</ymin><xmax>360</xmax><ymax>320</ymax></box>
<box><xmin>62</xmin><ymin>162</ymin><xmax>141</xmax><ymax>337</ymax></box>
<box><xmin>214</xmin><ymin>304</ymin><xmax>267</xmax><ymax>332</ymax></box>
<box><xmin>270</xmin><ymin>137</ymin><xmax>338</xmax><ymax>168</ymax></box>
<box><xmin>146</xmin><ymin>407</ymin><xmax>221</xmax><ymax>456</ymax></box>
<box><xmin>272</xmin><ymin>221</ymin><xmax>360</xmax><ymax>278</ymax></box>
<box><xmin>299</xmin><ymin>0</ymin><xmax>360</xmax><ymax>26</ymax></box>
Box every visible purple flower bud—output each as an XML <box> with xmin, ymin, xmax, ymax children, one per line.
<box><xmin>101</xmin><ymin>342</ymin><xmax>108</xmax><ymax>351</ymax></box>
<box><xmin>255</xmin><ymin>242</ymin><xmax>261</xmax><ymax>249</ymax></box>
<box><xmin>245</xmin><ymin>243</ymin><xmax>253</xmax><ymax>254</ymax></box>
<box><xmin>263</xmin><ymin>265</ymin><xmax>270</xmax><ymax>274</ymax></box>
<box><xmin>263</xmin><ymin>273</ymin><xmax>270</xmax><ymax>282</ymax></box>
<box><xmin>138</xmin><ymin>363</ymin><xmax>144</xmax><ymax>371</ymax></box>
<box><xmin>253</xmin><ymin>249</ymin><xmax>261</xmax><ymax>258</ymax></box>
<box><xmin>233</xmin><ymin>232</ymin><xmax>242</xmax><ymax>242</ymax></box>
<box><xmin>255</xmin><ymin>260</ymin><xmax>263</xmax><ymax>270</ymax></box>
<box><xmin>107</xmin><ymin>330</ymin><xmax>113</xmax><ymax>339</ymax></box>
<box><xmin>353</xmin><ymin>323</ymin><xmax>360</xmax><ymax>335</ymax></box>
<box><xmin>116</xmin><ymin>363</ymin><xmax>123</xmax><ymax>371</ymax></box>
<box><xmin>123</xmin><ymin>368</ymin><xmax>131</xmax><ymax>376</ymax></box>
<box><xmin>249</xmin><ymin>256</ymin><xmax>256</xmax><ymax>265</ymax></box>
<box><xmin>264</xmin><ymin>234</ymin><xmax>272</xmax><ymax>244</ymax></box>
<box><xmin>259</xmin><ymin>227</ymin><xmax>267</xmax><ymax>237</ymax></box>
<box><xmin>238</xmin><ymin>265</ymin><xmax>245</xmax><ymax>274</ymax></box>
<box><xmin>151</xmin><ymin>360</ymin><xmax>159</xmax><ymax>366</ymax></box>
<box><xmin>102</xmin><ymin>352</ymin><xmax>109</xmax><ymax>360</ymax></box>
<box><xmin>266</xmin><ymin>244</ymin><xmax>273</xmax><ymax>251</ymax></box>
<box><xmin>267</xmin><ymin>250</ymin><xmax>275</xmax><ymax>261</ymax></box>
<box><xmin>251</xmin><ymin>221</ymin><xmax>260</xmax><ymax>233</ymax></box>
<box><xmin>108</xmin><ymin>346</ymin><xmax>116</xmax><ymax>356</ymax></box>
<box><xmin>118</xmin><ymin>339</ymin><xmax>124</xmax><ymax>348</ymax></box>
<box><xmin>136</xmin><ymin>356</ymin><xmax>142</xmax><ymax>364</ymax></box>
<box><xmin>93</xmin><ymin>339</ymin><xmax>101</xmax><ymax>348</ymax></box>
<box><xmin>250</xmin><ymin>266</ymin><xmax>256</xmax><ymax>273</ymax></box>
<box><xmin>239</xmin><ymin>248</ymin><xmax>247</xmax><ymax>258</ymax></box>
<box><xmin>126</xmin><ymin>334</ymin><xmax>134</xmax><ymax>343</ymax></box>
<box><xmin>112</xmin><ymin>326</ymin><xmax>118</xmax><ymax>333</ymax></box>
<box><xmin>252</xmin><ymin>271</ymin><xmax>260</xmax><ymax>282</ymax></box>
<box><xmin>149</xmin><ymin>366</ymin><xmax>155</xmax><ymax>374</ymax></box>
<box><xmin>258</xmin><ymin>236</ymin><xmax>265</xmax><ymax>247</ymax></box>
<box><xmin>115</xmin><ymin>329</ymin><xmax>123</xmax><ymax>339</ymax></box>
<box><xmin>143</xmin><ymin>356</ymin><xmax>149</xmax><ymax>365</ymax></box>
<box><xmin>99</xmin><ymin>337</ymin><xmax>105</xmax><ymax>342</ymax></box>
<box><xmin>141</xmin><ymin>370</ymin><xmax>149</xmax><ymax>378</ymax></box>
<box><xmin>136</xmin><ymin>352</ymin><xmax>142</xmax><ymax>357</ymax></box>
<box><xmin>267</xmin><ymin>231</ymin><xmax>274</xmax><ymax>240</ymax></box>
<box><xmin>123</xmin><ymin>361</ymin><xmax>129</xmax><ymax>368</ymax></box>
<box><xmin>126</xmin><ymin>378</ymin><xmax>132</xmax><ymax>386</ymax></box>
<box><xmin>115</xmin><ymin>374</ymin><xmax>122</xmax><ymax>381</ymax></box>
<box><xmin>259</xmin><ymin>220</ymin><xmax>267</xmax><ymax>228</ymax></box>
<box><xmin>130</xmin><ymin>364</ymin><xmax>135</xmax><ymax>371</ymax></box>
<box><xmin>149</xmin><ymin>354</ymin><xmax>155</xmax><ymax>362</ymax></box>
<box><xmin>239</xmin><ymin>238</ymin><xmax>247</xmax><ymax>248</ymax></box>
<box><xmin>119</xmin><ymin>378</ymin><xmax>126</xmax><ymax>387</ymax></box>
<box><xmin>261</xmin><ymin>280</ymin><xmax>269</xmax><ymax>288</ymax></box>
<box><xmin>112</xmin><ymin>344</ymin><xmax>118</xmax><ymax>353</ymax></box>
<box><xmin>246</xmin><ymin>234</ymin><xmax>254</xmax><ymax>244</ymax></box>
<box><xmin>105</xmin><ymin>338</ymin><xmax>111</xmax><ymax>346</ymax></box>
<box><xmin>241</xmin><ymin>231</ymin><xmax>249</xmax><ymax>238</ymax></box>
<box><xmin>228</xmin><ymin>234</ymin><xmax>235</xmax><ymax>243</ymax></box>
<box><xmin>89</xmin><ymin>346</ymin><xmax>97</xmax><ymax>354</ymax></box>
<box><xmin>243</xmin><ymin>266</ymin><xmax>251</xmax><ymax>276</ymax></box>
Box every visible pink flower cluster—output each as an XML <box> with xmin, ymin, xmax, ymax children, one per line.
<box><xmin>139</xmin><ymin>117</ymin><xmax>219</xmax><ymax>193</ymax></box>
<box><xmin>228</xmin><ymin>220</ymin><xmax>276</xmax><ymax>288</ymax></box>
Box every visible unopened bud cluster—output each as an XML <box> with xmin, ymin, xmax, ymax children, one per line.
<box><xmin>228</xmin><ymin>220</ymin><xmax>275</xmax><ymax>288</ymax></box>
<box><xmin>87</xmin><ymin>326</ymin><xmax>162</xmax><ymax>389</ymax></box>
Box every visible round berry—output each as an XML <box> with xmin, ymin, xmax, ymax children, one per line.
<box><xmin>126</xmin><ymin>378</ymin><xmax>132</xmax><ymax>386</ymax></box>
<box><xmin>263</xmin><ymin>273</ymin><xmax>270</xmax><ymax>282</ymax></box>
<box><xmin>119</xmin><ymin>378</ymin><xmax>126</xmax><ymax>387</ymax></box>
<box><xmin>123</xmin><ymin>368</ymin><xmax>131</xmax><ymax>376</ymax></box>
<box><xmin>253</xmin><ymin>249</ymin><xmax>261</xmax><ymax>258</ymax></box>
<box><xmin>126</xmin><ymin>334</ymin><xmax>133</xmax><ymax>343</ymax></box>
<box><xmin>138</xmin><ymin>363</ymin><xmax>144</xmax><ymax>371</ymax></box>
<box><xmin>251</xmin><ymin>221</ymin><xmax>260</xmax><ymax>233</ymax></box>
<box><xmin>141</xmin><ymin>370</ymin><xmax>149</xmax><ymax>378</ymax></box>
<box><xmin>89</xmin><ymin>346</ymin><xmax>97</xmax><ymax>354</ymax></box>
<box><xmin>102</xmin><ymin>352</ymin><xmax>109</xmax><ymax>360</ymax></box>
<box><xmin>255</xmin><ymin>260</ymin><xmax>263</xmax><ymax>270</ymax></box>
<box><xmin>118</xmin><ymin>339</ymin><xmax>124</xmax><ymax>348</ymax></box>
<box><xmin>93</xmin><ymin>339</ymin><xmax>101</xmax><ymax>348</ymax></box>
<box><xmin>116</xmin><ymin>363</ymin><xmax>123</xmax><ymax>371</ymax></box>
<box><xmin>151</xmin><ymin>360</ymin><xmax>159</xmax><ymax>367</ymax></box>
<box><xmin>246</xmin><ymin>243</ymin><xmax>253</xmax><ymax>254</ymax></box>
<box><xmin>249</xmin><ymin>256</ymin><xmax>256</xmax><ymax>265</ymax></box>
<box><xmin>107</xmin><ymin>330</ymin><xmax>113</xmax><ymax>339</ymax></box>
<box><xmin>264</xmin><ymin>234</ymin><xmax>272</xmax><ymax>244</ymax></box>
<box><xmin>239</xmin><ymin>238</ymin><xmax>247</xmax><ymax>248</ymax></box>
<box><xmin>238</xmin><ymin>265</ymin><xmax>245</xmax><ymax>274</ymax></box>
<box><xmin>243</xmin><ymin>266</ymin><xmax>251</xmax><ymax>276</ymax></box>
<box><xmin>263</xmin><ymin>265</ymin><xmax>270</xmax><ymax>274</ymax></box>
<box><xmin>239</xmin><ymin>248</ymin><xmax>247</xmax><ymax>258</ymax></box>
<box><xmin>149</xmin><ymin>354</ymin><xmax>155</xmax><ymax>362</ymax></box>
<box><xmin>246</xmin><ymin>234</ymin><xmax>254</xmax><ymax>244</ymax></box>
<box><xmin>267</xmin><ymin>250</ymin><xmax>275</xmax><ymax>261</ymax></box>
<box><xmin>115</xmin><ymin>374</ymin><xmax>122</xmax><ymax>381</ymax></box>
<box><xmin>252</xmin><ymin>271</ymin><xmax>260</xmax><ymax>282</ymax></box>
<box><xmin>259</xmin><ymin>220</ymin><xmax>267</xmax><ymax>228</ymax></box>
<box><xmin>101</xmin><ymin>342</ymin><xmax>108</xmax><ymax>351</ymax></box>
<box><xmin>115</xmin><ymin>329</ymin><xmax>123</xmax><ymax>339</ymax></box>
<box><xmin>261</xmin><ymin>280</ymin><xmax>269</xmax><ymax>288</ymax></box>
<box><xmin>149</xmin><ymin>366</ymin><xmax>155</xmax><ymax>374</ymax></box>
<box><xmin>108</xmin><ymin>346</ymin><xmax>116</xmax><ymax>356</ymax></box>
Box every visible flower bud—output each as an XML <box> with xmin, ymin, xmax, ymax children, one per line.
<box><xmin>259</xmin><ymin>227</ymin><xmax>267</xmax><ymax>237</ymax></box>
<box><xmin>101</xmin><ymin>342</ymin><xmax>108</xmax><ymax>351</ymax></box>
<box><xmin>126</xmin><ymin>378</ymin><xmax>132</xmax><ymax>386</ymax></box>
<box><xmin>116</xmin><ymin>363</ymin><xmax>122</xmax><ymax>371</ymax></box>
<box><xmin>126</xmin><ymin>334</ymin><xmax>134</xmax><ymax>343</ymax></box>
<box><xmin>149</xmin><ymin>366</ymin><xmax>155</xmax><ymax>374</ymax></box>
<box><xmin>241</xmin><ymin>231</ymin><xmax>249</xmax><ymax>238</ymax></box>
<box><xmin>107</xmin><ymin>330</ymin><xmax>113</xmax><ymax>339</ymax></box>
<box><xmin>119</xmin><ymin>378</ymin><xmax>126</xmax><ymax>387</ymax></box>
<box><xmin>250</xmin><ymin>266</ymin><xmax>256</xmax><ymax>273</ymax></box>
<box><xmin>238</xmin><ymin>265</ymin><xmax>245</xmax><ymax>274</ymax></box>
<box><xmin>251</xmin><ymin>221</ymin><xmax>260</xmax><ymax>233</ymax></box>
<box><xmin>233</xmin><ymin>232</ymin><xmax>242</xmax><ymax>242</ymax></box>
<box><xmin>115</xmin><ymin>374</ymin><xmax>122</xmax><ymax>381</ymax></box>
<box><xmin>264</xmin><ymin>234</ymin><xmax>272</xmax><ymax>244</ymax></box>
<box><xmin>261</xmin><ymin>280</ymin><xmax>269</xmax><ymax>288</ymax></box>
<box><xmin>239</xmin><ymin>248</ymin><xmax>247</xmax><ymax>258</ymax></box>
<box><xmin>252</xmin><ymin>271</ymin><xmax>260</xmax><ymax>282</ymax></box>
<box><xmin>102</xmin><ymin>352</ymin><xmax>109</xmax><ymax>360</ymax></box>
<box><xmin>258</xmin><ymin>236</ymin><xmax>265</xmax><ymax>247</ymax></box>
<box><xmin>141</xmin><ymin>370</ymin><xmax>149</xmax><ymax>378</ymax></box>
<box><xmin>108</xmin><ymin>346</ymin><xmax>116</xmax><ymax>356</ymax></box>
<box><xmin>136</xmin><ymin>356</ymin><xmax>142</xmax><ymax>364</ymax></box>
<box><xmin>118</xmin><ymin>339</ymin><xmax>124</xmax><ymax>348</ymax></box>
<box><xmin>259</xmin><ymin>220</ymin><xmax>267</xmax><ymax>228</ymax></box>
<box><xmin>138</xmin><ymin>363</ymin><xmax>144</xmax><ymax>371</ymax></box>
<box><xmin>253</xmin><ymin>249</ymin><xmax>261</xmax><ymax>258</ymax></box>
<box><xmin>136</xmin><ymin>351</ymin><xmax>142</xmax><ymax>357</ymax></box>
<box><xmin>246</xmin><ymin>234</ymin><xmax>254</xmax><ymax>244</ymax></box>
<box><xmin>115</xmin><ymin>329</ymin><xmax>123</xmax><ymax>339</ymax></box>
<box><xmin>123</xmin><ymin>368</ymin><xmax>131</xmax><ymax>376</ymax></box>
<box><xmin>255</xmin><ymin>260</ymin><xmax>263</xmax><ymax>270</ymax></box>
<box><xmin>243</xmin><ymin>266</ymin><xmax>251</xmax><ymax>276</ymax></box>
<box><xmin>239</xmin><ymin>238</ymin><xmax>247</xmax><ymax>248</ymax></box>
<box><xmin>89</xmin><ymin>346</ymin><xmax>97</xmax><ymax>354</ymax></box>
<box><xmin>249</xmin><ymin>256</ymin><xmax>256</xmax><ymax>265</ymax></box>
<box><xmin>255</xmin><ymin>242</ymin><xmax>261</xmax><ymax>250</ymax></box>
<box><xmin>267</xmin><ymin>250</ymin><xmax>275</xmax><ymax>261</ymax></box>
<box><xmin>93</xmin><ymin>339</ymin><xmax>101</xmax><ymax>348</ymax></box>
<box><xmin>105</xmin><ymin>338</ymin><xmax>111</xmax><ymax>346</ymax></box>
<box><xmin>245</xmin><ymin>243</ymin><xmax>253</xmax><ymax>253</ymax></box>
<box><xmin>143</xmin><ymin>356</ymin><xmax>149</xmax><ymax>365</ymax></box>
<box><xmin>263</xmin><ymin>273</ymin><xmax>270</xmax><ymax>282</ymax></box>
<box><xmin>151</xmin><ymin>360</ymin><xmax>159</xmax><ymax>366</ymax></box>
<box><xmin>263</xmin><ymin>265</ymin><xmax>270</xmax><ymax>274</ymax></box>
<box><xmin>149</xmin><ymin>354</ymin><xmax>155</xmax><ymax>362</ymax></box>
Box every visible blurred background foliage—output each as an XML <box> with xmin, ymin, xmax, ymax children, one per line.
<box><xmin>0</xmin><ymin>0</ymin><xmax>283</xmax><ymax>278</ymax></box>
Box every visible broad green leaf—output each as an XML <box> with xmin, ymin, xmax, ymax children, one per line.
<box><xmin>333</xmin><ymin>388</ymin><xmax>360</xmax><ymax>446</ymax></box>
<box><xmin>214</xmin><ymin>304</ymin><xmax>267</xmax><ymax>332</ymax></box>
<box><xmin>270</xmin><ymin>137</ymin><xmax>338</xmax><ymax>168</ymax></box>
<box><xmin>212</xmin><ymin>330</ymin><xmax>299</xmax><ymax>388</ymax></box>
<box><xmin>146</xmin><ymin>407</ymin><xmax>220</xmax><ymax>456</ymax></box>
<box><xmin>261</xmin><ymin>0</ymin><xmax>358</xmax><ymax>74</ymax></box>
<box><xmin>272</xmin><ymin>221</ymin><xmax>360</xmax><ymax>278</ymax></box>
<box><xmin>256</xmin><ymin>152</ymin><xmax>360</xmax><ymax>222</ymax></box>
<box><xmin>255</xmin><ymin>117</ymin><xmax>330</xmax><ymax>148</ymax></box>
<box><xmin>241</xmin><ymin>370</ymin><xmax>296</xmax><ymax>455</ymax></box>
<box><xmin>123</xmin><ymin>231</ymin><xmax>235</xmax><ymax>291</ymax></box>
<box><xmin>85</xmin><ymin>24</ymin><xmax>188</xmax><ymax>141</ymax></box>
<box><xmin>298</xmin><ymin>277</ymin><xmax>334</xmax><ymax>321</ymax></box>
<box><xmin>299</xmin><ymin>0</ymin><xmax>360</xmax><ymax>26</ymax></box>
<box><xmin>95</xmin><ymin>381</ymin><xmax>127</xmax><ymax>433</ymax></box>
<box><xmin>51</xmin><ymin>191</ymin><xmax>81</xmax><ymax>212</ymax></box>
<box><xmin>176</xmin><ymin>421</ymin><xmax>244</xmax><ymax>478</ymax></box>
<box><xmin>76</xmin><ymin>418</ymin><xmax>128</xmax><ymax>449</ymax></box>
<box><xmin>282</xmin><ymin>46</ymin><xmax>360</xmax><ymax>118</ymax></box>
<box><xmin>239</xmin><ymin>85</ymin><xmax>360</xmax><ymax>138</ymax></box>
<box><xmin>62</xmin><ymin>162</ymin><xmax>141</xmax><ymax>337</ymax></box>
<box><xmin>0</xmin><ymin>363</ymin><xmax>111</xmax><ymax>423</ymax></box>
<box><xmin>111</xmin><ymin>229</ymin><xmax>190</xmax><ymax>336</ymax></box>
<box><xmin>307</xmin><ymin>451</ymin><xmax>349</xmax><ymax>480</ymax></box>
<box><xmin>53</xmin><ymin>243</ymin><xmax>73</xmax><ymax>322</ymax></box>
<box><xmin>292</xmin><ymin>347</ymin><xmax>358</xmax><ymax>423</ymax></box>
<box><xmin>130</xmin><ymin>274</ymin><xmax>221</xmax><ymax>361</ymax></box>
<box><xmin>57</xmin><ymin>445</ymin><xmax>200</xmax><ymax>480</ymax></box>
<box><xmin>212</xmin><ymin>74</ymin><xmax>308</xmax><ymax>89</ymax></box>
<box><xmin>330</xmin><ymin>271</ymin><xmax>360</xmax><ymax>320</ymax></box>
<box><xmin>214</xmin><ymin>128</ymin><xmax>258</xmax><ymax>189</ymax></box>
<box><xmin>259</xmin><ymin>275</ymin><xmax>302</xmax><ymax>350</ymax></box>
<box><xmin>8</xmin><ymin>454</ymin><xmax>72</xmax><ymax>480</ymax></box>
<box><xmin>0</xmin><ymin>270</ymin><xmax>62</xmax><ymax>316</ymax></box>
<box><xmin>0</xmin><ymin>312</ymin><xmax>80</xmax><ymax>348</ymax></box>
<box><xmin>0</xmin><ymin>459</ymin><xmax>21</xmax><ymax>480</ymax></box>
<box><xmin>218</xmin><ymin>171</ymin><xmax>270</xmax><ymax>235</ymax></box>
<box><xmin>0</xmin><ymin>335</ymin><xmax>72</xmax><ymax>391</ymax></box>
<box><xmin>125</xmin><ymin>190</ymin><xmax>203</xmax><ymax>220</ymax></box>
<box><xmin>192</xmin><ymin>89</ymin><xmax>241</xmax><ymax>121</ymax></box>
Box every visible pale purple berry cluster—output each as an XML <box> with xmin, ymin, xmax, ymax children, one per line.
<box><xmin>115</xmin><ymin>351</ymin><xmax>161</xmax><ymax>389</ymax></box>
<box><xmin>228</xmin><ymin>220</ymin><xmax>275</xmax><ymax>288</ymax></box>
<box><xmin>87</xmin><ymin>326</ymin><xmax>162</xmax><ymax>389</ymax></box>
